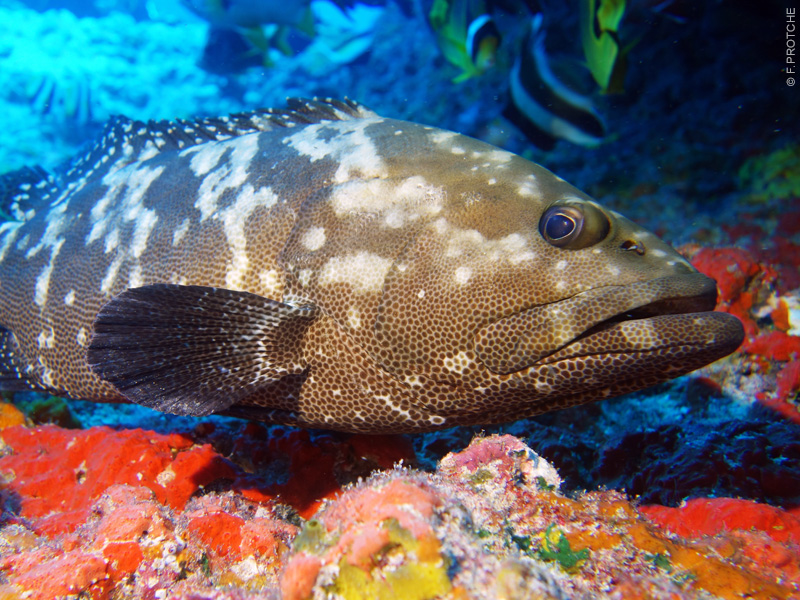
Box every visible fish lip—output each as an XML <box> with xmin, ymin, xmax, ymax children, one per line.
<box><xmin>475</xmin><ymin>272</ymin><xmax>735</xmax><ymax>375</ymax></box>
<box><xmin>570</xmin><ymin>282</ymin><xmax>719</xmax><ymax>342</ymax></box>
<box><xmin>529</xmin><ymin>274</ymin><xmax>746</xmax><ymax>368</ymax></box>
<box><xmin>532</xmin><ymin>309</ymin><xmax>745</xmax><ymax>369</ymax></box>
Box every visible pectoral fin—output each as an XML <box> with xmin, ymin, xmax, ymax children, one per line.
<box><xmin>87</xmin><ymin>284</ymin><xmax>318</xmax><ymax>416</ymax></box>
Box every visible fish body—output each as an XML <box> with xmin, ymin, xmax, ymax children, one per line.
<box><xmin>181</xmin><ymin>0</ymin><xmax>316</xmax><ymax>73</ymax></box>
<box><xmin>505</xmin><ymin>14</ymin><xmax>606</xmax><ymax>150</ymax></box>
<box><xmin>580</xmin><ymin>0</ymin><xmax>629</xmax><ymax>94</ymax></box>
<box><xmin>0</xmin><ymin>99</ymin><xmax>743</xmax><ymax>433</ymax></box>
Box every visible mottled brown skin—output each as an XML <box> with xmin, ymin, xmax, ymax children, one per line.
<box><xmin>0</xmin><ymin>99</ymin><xmax>744</xmax><ymax>433</ymax></box>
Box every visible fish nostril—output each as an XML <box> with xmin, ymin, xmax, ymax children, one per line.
<box><xmin>621</xmin><ymin>240</ymin><xmax>645</xmax><ymax>255</ymax></box>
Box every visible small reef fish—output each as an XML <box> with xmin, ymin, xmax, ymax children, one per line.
<box><xmin>505</xmin><ymin>14</ymin><xmax>607</xmax><ymax>150</ymax></box>
<box><xmin>428</xmin><ymin>0</ymin><xmax>502</xmax><ymax>82</ymax></box>
<box><xmin>0</xmin><ymin>98</ymin><xmax>744</xmax><ymax>433</ymax></box>
<box><xmin>181</xmin><ymin>0</ymin><xmax>316</xmax><ymax>73</ymax></box>
<box><xmin>27</xmin><ymin>72</ymin><xmax>94</xmax><ymax>126</ymax></box>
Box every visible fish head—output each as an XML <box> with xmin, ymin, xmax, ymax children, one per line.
<box><xmin>364</xmin><ymin>125</ymin><xmax>744</xmax><ymax>421</ymax></box>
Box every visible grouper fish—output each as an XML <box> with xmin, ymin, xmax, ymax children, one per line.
<box><xmin>0</xmin><ymin>98</ymin><xmax>744</xmax><ymax>433</ymax></box>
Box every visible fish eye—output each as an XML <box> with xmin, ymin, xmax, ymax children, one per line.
<box><xmin>539</xmin><ymin>201</ymin><xmax>610</xmax><ymax>249</ymax></box>
<box><xmin>543</xmin><ymin>210</ymin><xmax>578</xmax><ymax>241</ymax></box>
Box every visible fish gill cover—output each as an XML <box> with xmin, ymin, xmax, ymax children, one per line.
<box><xmin>0</xmin><ymin>0</ymin><xmax>797</xmax><ymax>598</ymax></box>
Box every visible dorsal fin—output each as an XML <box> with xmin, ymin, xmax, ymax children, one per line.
<box><xmin>1</xmin><ymin>98</ymin><xmax>376</xmax><ymax>214</ymax></box>
<box><xmin>0</xmin><ymin>165</ymin><xmax>58</xmax><ymax>222</ymax></box>
<box><xmin>263</xmin><ymin>97</ymin><xmax>377</xmax><ymax>127</ymax></box>
<box><xmin>49</xmin><ymin>97</ymin><xmax>377</xmax><ymax>206</ymax></box>
<box><xmin>58</xmin><ymin>112</ymin><xmax>278</xmax><ymax>194</ymax></box>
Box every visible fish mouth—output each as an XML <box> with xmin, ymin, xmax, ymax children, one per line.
<box><xmin>474</xmin><ymin>273</ymin><xmax>744</xmax><ymax>375</ymax></box>
<box><xmin>565</xmin><ymin>291</ymin><xmax>718</xmax><ymax>345</ymax></box>
<box><xmin>537</xmin><ymin>302</ymin><xmax>744</xmax><ymax>369</ymax></box>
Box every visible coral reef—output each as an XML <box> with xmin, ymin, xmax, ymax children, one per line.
<box><xmin>689</xmin><ymin>241</ymin><xmax>800</xmax><ymax>425</ymax></box>
<box><xmin>1</xmin><ymin>432</ymin><xmax>797</xmax><ymax>599</ymax></box>
<box><xmin>0</xmin><ymin>1</ymin><xmax>797</xmax><ymax>597</ymax></box>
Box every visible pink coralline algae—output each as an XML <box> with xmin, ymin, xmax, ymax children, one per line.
<box><xmin>1</xmin><ymin>427</ymin><xmax>798</xmax><ymax>599</ymax></box>
<box><xmin>281</xmin><ymin>478</ymin><xmax>448</xmax><ymax>600</ymax></box>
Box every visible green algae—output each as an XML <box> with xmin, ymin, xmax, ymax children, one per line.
<box><xmin>467</xmin><ymin>467</ymin><xmax>494</xmax><ymax>485</ymax></box>
<box><xmin>738</xmin><ymin>144</ymin><xmax>800</xmax><ymax>203</ymax></box>
<box><xmin>16</xmin><ymin>395</ymin><xmax>80</xmax><ymax>428</ymax></box>
<box><xmin>535</xmin><ymin>475</ymin><xmax>556</xmax><ymax>492</ymax></box>
<box><xmin>646</xmin><ymin>552</ymin><xmax>673</xmax><ymax>573</ymax></box>
<box><xmin>536</xmin><ymin>525</ymin><xmax>589</xmax><ymax>572</ymax></box>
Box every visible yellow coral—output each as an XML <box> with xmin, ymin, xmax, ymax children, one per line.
<box><xmin>334</xmin><ymin>559</ymin><xmax>452</xmax><ymax>600</ymax></box>
<box><xmin>328</xmin><ymin>519</ymin><xmax>452</xmax><ymax>600</ymax></box>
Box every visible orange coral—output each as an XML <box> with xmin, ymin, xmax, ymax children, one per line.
<box><xmin>0</xmin><ymin>402</ymin><xmax>25</xmax><ymax>429</ymax></box>
<box><xmin>641</xmin><ymin>498</ymin><xmax>800</xmax><ymax>545</ymax></box>
<box><xmin>0</xmin><ymin>425</ymin><xmax>238</xmax><ymax>534</ymax></box>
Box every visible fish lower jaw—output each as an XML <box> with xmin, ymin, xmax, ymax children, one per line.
<box><xmin>474</xmin><ymin>273</ymin><xmax>721</xmax><ymax>375</ymax></box>
<box><xmin>453</xmin><ymin>313</ymin><xmax>744</xmax><ymax>426</ymax></box>
<box><xmin>532</xmin><ymin>310</ymin><xmax>745</xmax><ymax>368</ymax></box>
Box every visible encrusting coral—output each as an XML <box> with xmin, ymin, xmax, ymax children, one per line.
<box><xmin>3</xmin><ymin>426</ymin><xmax>794</xmax><ymax>599</ymax></box>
